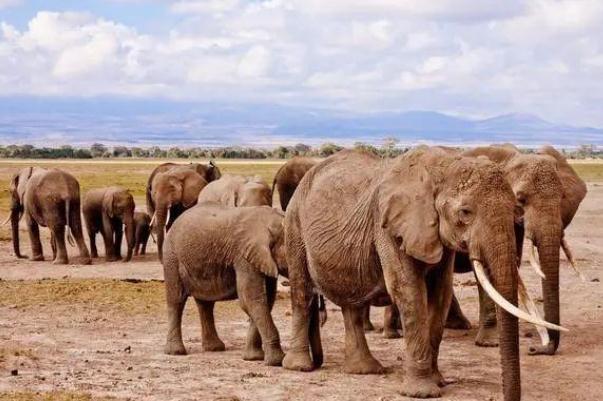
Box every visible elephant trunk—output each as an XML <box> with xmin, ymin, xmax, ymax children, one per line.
<box><xmin>123</xmin><ymin>213</ymin><xmax>136</xmax><ymax>262</ymax></box>
<box><xmin>10</xmin><ymin>206</ymin><xmax>23</xmax><ymax>258</ymax></box>
<box><xmin>474</xmin><ymin>218</ymin><xmax>521</xmax><ymax>401</ymax></box>
<box><xmin>154</xmin><ymin>203</ymin><xmax>169</xmax><ymax>262</ymax></box>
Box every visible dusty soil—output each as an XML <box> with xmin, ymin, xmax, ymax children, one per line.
<box><xmin>1</xmin><ymin>185</ymin><xmax>602</xmax><ymax>401</ymax></box>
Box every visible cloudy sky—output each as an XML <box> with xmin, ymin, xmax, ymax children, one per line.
<box><xmin>1</xmin><ymin>0</ymin><xmax>603</xmax><ymax>126</ymax></box>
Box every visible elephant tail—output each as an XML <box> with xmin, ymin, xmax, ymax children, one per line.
<box><xmin>65</xmin><ymin>199</ymin><xmax>76</xmax><ymax>247</ymax></box>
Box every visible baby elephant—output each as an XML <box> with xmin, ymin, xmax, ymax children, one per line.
<box><xmin>163</xmin><ymin>204</ymin><xmax>287</xmax><ymax>366</ymax></box>
<box><xmin>133</xmin><ymin>211</ymin><xmax>151</xmax><ymax>256</ymax></box>
<box><xmin>83</xmin><ymin>186</ymin><xmax>136</xmax><ymax>262</ymax></box>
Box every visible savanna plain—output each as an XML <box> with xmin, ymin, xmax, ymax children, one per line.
<box><xmin>0</xmin><ymin>159</ymin><xmax>602</xmax><ymax>401</ymax></box>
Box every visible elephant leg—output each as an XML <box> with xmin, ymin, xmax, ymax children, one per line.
<box><xmin>362</xmin><ymin>305</ymin><xmax>375</xmax><ymax>331</ymax></box>
<box><xmin>27</xmin><ymin>216</ymin><xmax>44</xmax><ymax>261</ymax></box>
<box><xmin>134</xmin><ymin>226</ymin><xmax>141</xmax><ymax>256</ymax></box>
<box><xmin>383</xmin><ymin>304</ymin><xmax>402</xmax><ymax>339</ymax></box>
<box><xmin>89</xmin><ymin>229</ymin><xmax>98</xmax><ymax>259</ymax></box>
<box><xmin>427</xmin><ymin>256</ymin><xmax>454</xmax><ymax>387</ymax></box>
<box><xmin>341</xmin><ymin>305</ymin><xmax>384</xmax><ymax>374</ymax></box>
<box><xmin>244</xmin><ymin>277</ymin><xmax>277</xmax><ymax>361</ymax></box>
<box><xmin>195</xmin><ymin>299</ymin><xmax>225</xmax><ymax>352</ymax></box>
<box><xmin>475</xmin><ymin>278</ymin><xmax>498</xmax><ymax>347</ymax></box>
<box><xmin>282</xmin><ymin>233</ymin><xmax>317</xmax><ymax>372</ymax></box>
<box><xmin>444</xmin><ymin>292</ymin><xmax>472</xmax><ymax>330</ymax></box>
<box><xmin>141</xmin><ymin>234</ymin><xmax>148</xmax><ymax>255</ymax></box>
<box><xmin>50</xmin><ymin>231</ymin><xmax>57</xmax><ymax>262</ymax></box>
<box><xmin>236</xmin><ymin>270</ymin><xmax>284</xmax><ymax>366</ymax></box>
<box><xmin>69</xmin><ymin>206</ymin><xmax>91</xmax><ymax>264</ymax></box>
<box><xmin>101</xmin><ymin>215</ymin><xmax>117</xmax><ymax>262</ymax></box>
<box><xmin>163</xmin><ymin>256</ymin><xmax>187</xmax><ymax>355</ymax></box>
<box><xmin>50</xmin><ymin>223</ymin><xmax>68</xmax><ymax>265</ymax></box>
<box><xmin>113</xmin><ymin>220</ymin><xmax>123</xmax><ymax>260</ymax></box>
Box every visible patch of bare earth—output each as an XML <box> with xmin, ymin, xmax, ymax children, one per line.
<box><xmin>0</xmin><ymin>185</ymin><xmax>602</xmax><ymax>401</ymax></box>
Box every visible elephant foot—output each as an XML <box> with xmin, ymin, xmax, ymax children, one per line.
<box><xmin>363</xmin><ymin>320</ymin><xmax>375</xmax><ymax>332</ymax></box>
<box><xmin>383</xmin><ymin>328</ymin><xmax>402</xmax><ymax>339</ymax></box>
<box><xmin>283</xmin><ymin>349</ymin><xmax>314</xmax><ymax>372</ymax></box>
<box><xmin>528</xmin><ymin>342</ymin><xmax>557</xmax><ymax>356</ymax></box>
<box><xmin>264</xmin><ymin>346</ymin><xmax>285</xmax><ymax>366</ymax></box>
<box><xmin>243</xmin><ymin>347</ymin><xmax>264</xmax><ymax>361</ymax></box>
<box><xmin>31</xmin><ymin>254</ymin><xmax>44</xmax><ymax>262</ymax></box>
<box><xmin>343</xmin><ymin>353</ymin><xmax>384</xmax><ymax>375</ymax></box>
<box><xmin>105</xmin><ymin>256</ymin><xmax>118</xmax><ymax>262</ymax></box>
<box><xmin>74</xmin><ymin>256</ymin><xmax>92</xmax><ymax>265</ymax></box>
<box><xmin>432</xmin><ymin>369</ymin><xmax>452</xmax><ymax>387</ymax></box>
<box><xmin>445</xmin><ymin>314</ymin><xmax>472</xmax><ymax>330</ymax></box>
<box><xmin>202</xmin><ymin>338</ymin><xmax>226</xmax><ymax>352</ymax></box>
<box><xmin>475</xmin><ymin>326</ymin><xmax>499</xmax><ymax>347</ymax></box>
<box><xmin>52</xmin><ymin>257</ymin><xmax>69</xmax><ymax>265</ymax></box>
<box><xmin>164</xmin><ymin>341</ymin><xmax>187</xmax><ymax>355</ymax></box>
<box><xmin>401</xmin><ymin>375</ymin><xmax>441</xmax><ymax>398</ymax></box>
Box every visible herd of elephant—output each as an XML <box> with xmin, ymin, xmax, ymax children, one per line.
<box><xmin>5</xmin><ymin>144</ymin><xmax>588</xmax><ymax>401</ymax></box>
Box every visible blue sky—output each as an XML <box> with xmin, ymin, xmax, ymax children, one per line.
<box><xmin>1</xmin><ymin>0</ymin><xmax>603</xmax><ymax>127</ymax></box>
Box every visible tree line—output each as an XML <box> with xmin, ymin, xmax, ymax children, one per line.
<box><xmin>0</xmin><ymin>141</ymin><xmax>599</xmax><ymax>160</ymax></box>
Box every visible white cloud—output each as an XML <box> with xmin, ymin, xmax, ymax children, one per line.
<box><xmin>0</xmin><ymin>0</ymin><xmax>20</xmax><ymax>9</ymax></box>
<box><xmin>0</xmin><ymin>1</ymin><xmax>603</xmax><ymax>126</ymax></box>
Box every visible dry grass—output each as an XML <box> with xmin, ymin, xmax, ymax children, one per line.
<box><xmin>0</xmin><ymin>279</ymin><xmax>243</xmax><ymax>318</ymax></box>
<box><xmin>0</xmin><ymin>392</ymin><xmax>121</xmax><ymax>401</ymax></box>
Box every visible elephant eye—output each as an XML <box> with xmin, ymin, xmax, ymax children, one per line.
<box><xmin>516</xmin><ymin>191</ymin><xmax>527</xmax><ymax>205</ymax></box>
<box><xmin>457</xmin><ymin>207</ymin><xmax>472</xmax><ymax>225</ymax></box>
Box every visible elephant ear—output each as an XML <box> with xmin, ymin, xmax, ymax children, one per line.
<box><xmin>378</xmin><ymin>163</ymin><xmax>443</xmax><ymax>265</ymax></box>
<box><xmin>182</xmin><ymin>174</ymin><xmax>207</xmax><ymax>207</ymax></box>
<box><xmin>102</xmin><ymin>190</ymin><xmax>116</xmax><ymax>218</ymax></box>
<box><xmin>236</xmin><ymin>225</ymin><xmax>279</xmax><ymax>278</ymax></box>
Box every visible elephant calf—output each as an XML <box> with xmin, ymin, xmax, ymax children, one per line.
<box><xmin>163</xmin><ymin>204</ymin><xmax>287</xmax><ymax>366</ymax></box>
<box><xmin>133</xmin><ymin>211</ymin><xmax>151</xmax><ymax>256</ymax></box>
<box><xmin>83</xmin><ymin>187</ymin><xmax>136</xmax><ymax>262</ymax></box>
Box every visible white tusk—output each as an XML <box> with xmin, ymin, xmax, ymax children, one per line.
<box><xmin>149</xmin><ymin>212</ymin><xmax>156</xmax><ymax>229</ymax></box>
<box><xmin>517</xmin><ymin>274</ymin><xmax>550</xmax><ymax>346</ymax></box>
<box><xmin>561</xmin><ymin>238</ymin><xmax>587</xmax><ymax>282</ymax></box>
<box><xmin>525</xmin><ymin>238</ymin><xmax>546</xmax><ymax>279</ymax></box>
<box><xmin>473</xmin><ymin>260</ymin><xmax>568</xmax><ymax>332</ymax></box>
<box><xmin>166</xmin><ymin>208</ymin><xmax>171</xmax><ymax>227</ymax></box>
<box><xmin>1</xmin><ymin>215</ymin><xmax>10</xmax><ymax>226</ymax></box>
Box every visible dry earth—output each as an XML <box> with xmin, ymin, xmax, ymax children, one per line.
<box><xmin>0</xmin><ymin>176</ymin><xmax>602</xmax><ymax>400</ymax></box>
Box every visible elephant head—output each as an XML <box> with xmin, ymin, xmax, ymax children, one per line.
<box><xmin>195</xmin><ymin>160</ymin><xmax>222</xmax><ymax>183</ymax></box>
<box><xmin>6</xmin><ymin>167</ymin><xmax>34</xmax><ymax>258</ymax></box>
<box><xmin>236</xmin><ymin>207</ymin><xmax>287</xmax><ymax>278</ymax></box>
<box><xmin>104</xmin><ymin>188</ymin><xmax>136</xmax><ymax>262</ymax></box>
<box><xmin>465</xmin><ymin>145</ymin><xmax>581</xmax><ymax>355</ymax></box>
<box><xmin>150</xmin><ymin>166</ymin><xmax>208</xmax><ymax>261</ymax></box>
<box><xmin>378</xmin><ymin>147</ymin><xmax>564</xmax><ymax>401</ymax></box>
<box><xmin>238</xmin><ymin>177</ymin><xmax>272</xmax><ymax>207</ymax></box>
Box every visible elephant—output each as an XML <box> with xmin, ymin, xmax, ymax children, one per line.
<box><xmin>146</xmin><ymin>161</ymin><xmax>221</xmax><ymax>217</ymax></box>
<box><xmin>197</xmin><ymin>174</ymin><xmax>272</xmax><ymax>207</ymax></box>
<box><xmin>442</xmin><ymin>144</ymin><xmax>587</xmax><ymax>355</ymax></box>
<box><xmin>282</xmin><ymin>147</ymin><xmax>564</xmax><ymax>401</ymax></box>
<box><xmin>162</xmin><ymin>204</ymin><xmax>287</xmax><ymax>366</ymax></box>
<box><xmin>6</xmin><ymin>167</ymin><xmax>91</xmax><ymax>265</ymax></box>
<box><xmin>149</xmin><ymin>166</ymin><xmax>209</xmax><ymax>261</ymax></box>
<box><xmin>133</xmin><ymin>211</ymin><xmax>151</xmax><ymax>256</ymax></box>
<box><xmin>83</xmin><ymin>186</ymin><xmax>136</xmax><ymax>262</ymax></box>
<box><xmin>272</xmin><ymin>157</ymin><xmax>316</xmax><ymax>211</ymax></box>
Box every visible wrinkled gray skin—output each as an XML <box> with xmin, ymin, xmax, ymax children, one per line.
<box><xmin>272</xmin><ymin>157</ymin><xmax>316</xmax><ymax>211</ymax></box>
<box><xmin>163</xmin><ymin>204</ymin><xmax>287</xmax><ymax>366</ymax></box>
<box><xmin>83</xmin><ymin>186</ymin><xmax>136</xmax><ymax>262</ymax></box>
<box><xmin>133</xmin><ymin>211</ymin><xmax>151</xmax><ymax>256</ymax></box>
<box><xmin>8</xmin><ymin>167</ymin><xmax>91</xmax><ymax>265</ymax></box>
<box><xmin>150</xmin><ymin>166</ymin><xmax>209</xmax><ymax>262</ymax></box>
<box><xmin>198</xmin><ymin>174</ymin><xmax>272</xmax><ymax>207</ymax></box>
<box><xmin>283</xmin><ymin>148</ymin><xmax>521</xmax><ymax>401</ymax></box>
<box><xmin>443</xmin><ymin>144</ymin><xmax>587</xmax><ymax>355</ymax></box>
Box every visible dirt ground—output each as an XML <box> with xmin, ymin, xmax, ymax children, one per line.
<box><xmin>1</xmin><ymin>184</ymin><xmax>602</xmax><ymax>401</ymax></box>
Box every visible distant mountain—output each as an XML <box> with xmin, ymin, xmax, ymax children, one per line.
<box><xmin>0</xmin><ymin>97</ymin><xmax>601</xmax><ymax>147</ymax></box>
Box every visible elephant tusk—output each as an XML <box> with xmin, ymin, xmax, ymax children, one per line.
<box><xmin>472</xmin><ymin>260</ymin><xmax>568</xmax><ymax>332</ymax></box>
<box><xmin>561</xmin><ymin>238</ymin><xmax>587</xmax><ymax>282</ymax></box>
<box><xmin>525</xmin><ymin>238</ymin><xmax>546</xmax><ymax>280</ymax></box>
<box><xmin>149</xmin><ymin>212</ymin><xmax>156</xmax><ymax>229</ymax></box>
<box><xmin>1</xmin><ymin>215</ymin><xmax>10</xmax><ymax>226</ymax></box>
<box><xmin>517</xmin><ymin>273</ymin><xmax>550</xmax><ymax>346</ymax></box>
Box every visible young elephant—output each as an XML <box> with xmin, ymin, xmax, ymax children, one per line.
<box><xmin>163</xmin><ymin>204</ymin><xmax>287</xmax><ymax>366</ymax></box>
<box><xmin>7</xmin><ymin>167</ymin><xmax>91</xmax><ymax>264</ymax></box>
<box><xmin>133</xmin><ymin>211</ymin><xmax>151</xmax><ymax>256</ymax></box>
<box><xmin>197</xmin><ymin>174</ymin><xmax>272</xmax><ymax>207</ymax></box>
<box><xmin>83</xmin><ymin>187</ymin><xmax>136</xmax><ymax>262</ymax></box>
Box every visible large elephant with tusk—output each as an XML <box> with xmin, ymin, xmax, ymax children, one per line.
<box><xmin>443</xmin><ymin>144</ymin><xmax>586</xmax><ymax>355</ymax></box>
<box><xmin>148</xmin><ymin>166</ymin><xmax>209</xmax><ymax>261</ymax></box>
<box><xmin>282</xmin><ymin>147</ymin><xmax>564</xmax><ymax>401</ymax></box>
